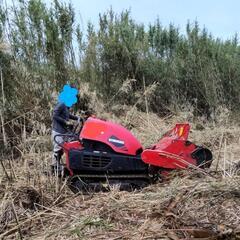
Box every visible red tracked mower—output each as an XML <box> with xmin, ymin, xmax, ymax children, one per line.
<box><xmin>54</xmin><ymin>116</ymin><xmax>212</xmax><ymax>192</ymax></box>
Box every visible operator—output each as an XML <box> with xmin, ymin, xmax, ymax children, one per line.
<box><xmin>51</xmin><ymin>84</ymin><xmax>80</xmax><ymax>173</ymax></box>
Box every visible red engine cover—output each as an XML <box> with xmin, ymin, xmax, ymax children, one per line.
<box><xmin>80</xmin><ymin>117</ymin><xmax>143</xmax><ymax>156</ymax></box>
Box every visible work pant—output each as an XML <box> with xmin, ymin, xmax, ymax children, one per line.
<box><xmin>51</xmin><ymin>130</ymin><xmax>65</xmax><ymax>165</ymax></box>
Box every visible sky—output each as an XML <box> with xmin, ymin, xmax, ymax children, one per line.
<box><xmin>4</xmin><ymin>0</ymin><xmax>240</xmax><ymax>40</ymax></box>
<box><xmin>70</xmin><ymin>0</ymin><xmax>239</xmax><ymax>40</ymax></box>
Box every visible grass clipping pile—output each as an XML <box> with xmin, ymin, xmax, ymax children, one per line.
<box><xmin>1</xmin><ymin>111</ymin><xmax>240</xmax><ymax>239</ymax></box>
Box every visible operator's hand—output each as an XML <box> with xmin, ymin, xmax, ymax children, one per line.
<box><xmin>65</xmin><ymin>121</ymin><xmax>72</xmax><ymax>127</ymax></box>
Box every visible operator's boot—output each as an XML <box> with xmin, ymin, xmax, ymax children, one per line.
<box><xmin>51</xmin><ymin>150</ymin><xmax>64</xmax><ymax>176</ymax></box>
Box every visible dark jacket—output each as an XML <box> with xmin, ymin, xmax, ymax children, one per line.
<box><xmin>52</xmin><ymin>102</ymin><xmax>78</xmax><ymax>133</ymax></box>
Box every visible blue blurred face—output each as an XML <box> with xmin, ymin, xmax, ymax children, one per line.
<box><xmin>58</xmin><ymin>84</ymin><xmax>78</xmax><ymax>107</ymax></box>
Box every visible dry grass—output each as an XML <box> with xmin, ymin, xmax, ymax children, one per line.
<box><xmin>1</xmin><ymin>110</ymin><xmax>240</xmax><ymax>239</ymax></box>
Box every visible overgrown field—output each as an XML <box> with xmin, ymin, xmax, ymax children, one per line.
<box><xmin>0</xmin><ymin>110</ymin><xmax>240</xmax><ymax>239</ymax></box>
<box><xmin>1</xmin><ymin>0</ymin><xmax>240</xmax><ymax>239</ymax></box>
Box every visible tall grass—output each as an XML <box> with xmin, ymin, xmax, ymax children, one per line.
<box><xmin>1</xmin><ymin>1</ymin><xmax>240</xmax><ymax>150</ymax></box>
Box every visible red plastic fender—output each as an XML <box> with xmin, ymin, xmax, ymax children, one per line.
<box><xmin>64</xmin><ymin>141</ymin><xmax>83</xmax><ymax>176</ymax></box>
<box><xmin>141</xmin><ymin>124</ymin><xmax>198</xmax><ymax>169</ymax></box>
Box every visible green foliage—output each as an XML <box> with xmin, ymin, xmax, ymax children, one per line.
<box><xmin>1</xmin><ymin>0</ymin><xmax>240</xmax><ymax>125</ymax></box>
<box><xmin>81</xmin><ymin>14</ymin><xmax>240</xmax><ymax>116</ymax></box>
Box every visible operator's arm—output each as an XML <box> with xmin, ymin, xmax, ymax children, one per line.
<box><xmin>53</xmin><ymin>103</ymin><xmax>67</xmax><ymax>125</ymax></box>
<box><xmin>69</xmin><ymin>113</ymin><xmax>78</xmax><ymax>121</ymax></box>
